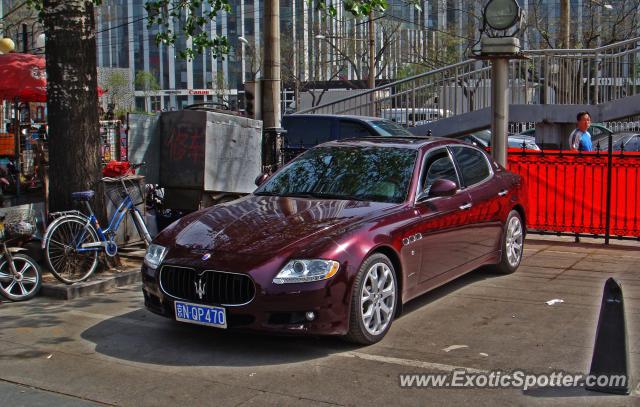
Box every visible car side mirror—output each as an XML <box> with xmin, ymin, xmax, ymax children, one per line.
<box><xmin>418</xmin><ymin>179</ymin><xmax>458</xmax><ymax>201</ymax></box>
<box><xmin>429</xmin><ymin>179</ymin><xmax>458</xmax><ymax>197</ymax></box>
<box><xmin>255</xmin><ymin>173</ymin><xmax>270</xmax><ymax>187</ymax></box>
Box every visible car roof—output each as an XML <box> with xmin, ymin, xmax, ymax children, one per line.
<box><xmin>321</xmin><ymin>136</ymin><xmax>469</xmax><ymax>150</ymax></box>
<box><xmin>611</xmin><ymin>132</ymin><xmax>639</xmax><ymax>138</ymax></box>
<box><xmin>285</xmin><ymin>114</ymin><xmax>384</xmax><ymax>122</ymax></box>
<box><xmin>510</xmin><ymin>134</ymin><xmax>535</xmax><ymax>140</ymax></box>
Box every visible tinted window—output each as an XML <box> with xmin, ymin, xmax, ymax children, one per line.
<box><xmin>451</xmin><ymin>147</ymin><xmax>491</xmax><ymax>186</ymax></box>
<box><xmin>508</xmin><ymin>137</ymin><xmax>534</xmax><ymax>149</ymax></box>
<box><xmin>339</xmin><ymin>120</ymin><xmax>374</xmax><ymax>139</ymax></box>
<box><xmin>369</xmin><ymin>120</ymin><xmax>414</xmax><ymax>137</ymax></box>
<box><xmin>459</xmin><ymin>135</ymin><xmax>484</xmax><ymax>147</ymax></box>
<box><xmin>623</xmin><ymin>135</ymin><xmax>640</xmax><ymax>152</ymax></box>
<box><xmin>421</xmin><ymin>151</ymin><xmax>458</xmax><ymax>194</ymax></box>
<box><xmin>256</xmin><ymin>146</ymin><xmax>417</xmax><ymax>203</ymax></box>
<box><xmin>590</xmin><ymin>126</ymin><xmax>605</xmax><ymax>139</ymax></box>
<box><xmin>282</xmin><ymin>117</ymin><xmax>333</xmax><ymax>146</ymax></box>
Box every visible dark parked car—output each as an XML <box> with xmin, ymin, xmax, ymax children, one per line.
<box><xmin>282</xmin><ymin>114</ymin><xmax>413</xmax><ymax>161</ymax></box>
<box><xmin>142</xmin><ymin>137</ymin><xmax>526</xmax><ymax>344</ymax></box>
<box><xmin>594</xmin><ymin>132</ymin><xmax>640</xmax><ymax>152</ymax></box>
<box><xmin>456</xmin><ymin>130</ymin><xmax>541</xmax><ymax>151</ymax></box>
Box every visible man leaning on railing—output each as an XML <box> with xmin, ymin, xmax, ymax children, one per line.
<box><xmin>568</xmin><ymin>111</ymin><xmax>593</xmax><ymax>151</ymax></box>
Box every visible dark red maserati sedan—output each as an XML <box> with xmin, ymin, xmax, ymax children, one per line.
<box><xmin>142</xmin><ymin>137</ymin><xmax>525</xmax><ymax>344</ymax></box>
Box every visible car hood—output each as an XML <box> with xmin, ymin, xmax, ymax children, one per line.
<box><xmin>169</xmin><ymin>195</ymin><xmax>396</xmax><ymax>256</ymax></box>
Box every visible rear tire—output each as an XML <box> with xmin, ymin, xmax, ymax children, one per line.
<box><xmin>492</xmin><ymin>210</ymin><xmax>524</xmax><ymax>274</ymax></box>
<box><xmin>0</xmin><ymin>253</ymin><xmax>42</xmax><ymax>301</ymax></box>
<box><xmin>45</xmin><ymin>216</ymin><xmax>100</xmax><ymax>284</ymax></box>
<box><xmin>344</xmin><ymin>253</ymin><xmax>398</xmax><ymax>345</ymax></box>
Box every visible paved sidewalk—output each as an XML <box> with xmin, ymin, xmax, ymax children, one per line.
<box><xmin>0</xmin><ymin>236</ymin><xmax>638</xmax><ymax>406</ymax></box>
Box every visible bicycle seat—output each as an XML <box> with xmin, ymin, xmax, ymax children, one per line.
<box><xmin>71</xmin><ymin>191</ymin><xmax>95</xmax><ymax>201</ymax></box>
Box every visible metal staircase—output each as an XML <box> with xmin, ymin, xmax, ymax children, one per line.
<box><xmin>294</xmin><ymin>36</ymin><xmax>640</xmax><ymax>134</ymax></box>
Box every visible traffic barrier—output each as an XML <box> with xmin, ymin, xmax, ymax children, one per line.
<box><xmin>586</xmin><ymin>278</ymin><xmax>630</xmax><ymax>395</ymax></box>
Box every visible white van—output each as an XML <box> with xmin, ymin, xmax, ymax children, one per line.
<box><xmin>380</xmin><ymin>108</ymin><xmax>452</xmax><ymax>127</ymax></box>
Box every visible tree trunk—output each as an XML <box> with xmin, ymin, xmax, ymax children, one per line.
<box><xmin>43</xmin><ymin>1</ymin><xmax>104</xmax><ymax>220</ymax></box>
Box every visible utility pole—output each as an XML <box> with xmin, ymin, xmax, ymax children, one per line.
<box><xmin>368</xmin><ymin>11</ymin><xmax>375</xmax><ymax>89</ymax></box>
<box><xmin>262</xmin><ymin>0</ymin><xmax>284</xmax><ymax>171</ymax></box>
<box><xmin>263</xmin><ymin>0</ymin><xmax>281</xmax><ymax>129</ymax></box>
<box><xmin>367</xmin><ymin>10</ymin><xmax>375</xmax><ymax>116</ymax></box>
<box><xmin>559</xmin><ymin>0</ymin><xmax>570</xmax><ymax>48</ymax></box>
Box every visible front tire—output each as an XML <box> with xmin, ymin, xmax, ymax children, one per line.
<box><xmin>493</xmin><ymin>210</ymin><xmax>524</xmax><ymax>274</ymax></box>
<box><xmin>345</xmin><ymin>253</ymin><xmax>398</xmax><ymax>345</ymax></box>
<box><xmin>0</xmin><ymin>253</ymin><xmax>42</xmax><ymax>301</ymax></box>
<box><xmin>45</xmin><ymin>216</ymin><xmax>100</xmax><ymax>284</ymax></box>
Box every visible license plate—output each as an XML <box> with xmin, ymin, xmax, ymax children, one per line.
<box><xmin>174</xmin><ymin>301</ymin><xmax>227</xmax><ymax>329</ymax></box>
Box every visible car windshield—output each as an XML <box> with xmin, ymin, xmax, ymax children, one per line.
<box><xmin>369</xmin><ymin>120</ymin><xmax>414</xmax><ymax>137</ymax></box>
<box><xmin>255</xmin><ymin>146</ymin><xmax>417</xmax><ymax>203</ymax></box>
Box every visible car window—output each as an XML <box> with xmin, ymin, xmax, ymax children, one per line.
<box><xmin>421</xmin><ymin>150</ymin><xmax>459</xmax><ymax>195</ymax></box>
<box><xmin>339</xmin><ymin>120</ymin><xmax>374</xmax><ymax>139</ymax></box>
<box><xmin>589</xmin><ymin>126</ymin><xmax>604</xmax><ymax>139</ymax></box>
<box><xmin>369</xmin><ymin>120</ymin><xmax>414</xmax><ymax>137</ymax></box>
<box><xmin>459</xmin><ymin>135</ymin><xmax>480</xmax><ymax>146</ymax></box>
<box><xmin>256</xmin><ymin>146</ymin><xmax>417</xmax><ymax>203</ymax></box>
<box><xmin>623</xmin><ymin>135</ymin><xmax>640</xmax><ymax>151</ymax></box>
<box><xmin>282</xmin><ymin>117</ymin><xmax>333</xmax><ymax>146</ymax></box>
<box><xmin>450</xmin><ymin>146</ymin><xmax>491</xmax><ymax>187</ymax></box>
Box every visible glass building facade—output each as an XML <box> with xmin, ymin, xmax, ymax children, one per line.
<box><xmin>2</xmin><ymin>0</ymin><xmax>637</xmax><ymax>111</ymax></box>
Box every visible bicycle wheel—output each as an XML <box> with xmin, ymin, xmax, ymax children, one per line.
<box><xmin>45</xmin><ymin>216</ymin><xmax>100</xmax><ymax>284</ymax></box>
<box><xmin>0</xmin><ymin>253</ymin><xmax>42</xmax><ymax>301</ymax></box>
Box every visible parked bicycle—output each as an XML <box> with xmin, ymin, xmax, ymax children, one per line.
<box><xmin>0</xmin><ymin>212</ymin><xmax>42</xmax><ymax>301</ymax></box>
<box><xmin>42</xmin><ymin>168</ymin><xmax>152</xmax><ymax>284</ymax></box>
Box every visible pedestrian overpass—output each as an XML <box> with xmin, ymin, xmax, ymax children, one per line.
<box><xmin>295</xmin><ymin>36</ymin><xmax>640</xmax><ymax>140</ymax></box>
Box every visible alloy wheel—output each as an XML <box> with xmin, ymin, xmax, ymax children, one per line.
<box><xmin>506</xmin><ymin>215</ymin><xmax>523</xmax><ymax>267</ymax></box>
<box><xmin>360</xmin><ymin>262</ymin><xmax>396</xmax><ymax>336</ymax></box>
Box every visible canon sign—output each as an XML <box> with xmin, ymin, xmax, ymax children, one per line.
<box><xmin>188</xmin><ymin>89</ymin><xmax>214</xmax><ymax>95</ymax></box>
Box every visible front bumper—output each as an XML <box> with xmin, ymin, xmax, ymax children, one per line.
<box><xmin>141</xmin><ymin>263</ymin><xmax>352</xmax><ymax>336</ymax></box>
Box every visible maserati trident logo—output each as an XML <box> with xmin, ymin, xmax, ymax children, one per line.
<box><xmin>194</xmin><ymin>277</ymin><xmax>206</xmax><ymax>300</ymax></box>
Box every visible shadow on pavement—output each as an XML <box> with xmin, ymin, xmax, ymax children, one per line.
<box><xmin>400</xmin><ymin>268</ymin><xmax>499</xmax><ymax>315</ymax></box>
<box><xmin>80</xmin><ymin>308</ymin><xmax>359</xmax><ymax>367</ymax></box>
<box><xmin>79</xmin><ymin>269</ymin><xmax>500</xmax><ymax>368</ymax></box>
<box><xmin>523</xmin><ymin>386</ymin><xmax>615</xmax><ymax>398</ymax></box>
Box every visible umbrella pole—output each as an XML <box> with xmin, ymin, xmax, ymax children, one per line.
<box><xmin>13</xmin><ymin>97</ymin><xmax>20</xmax><ymax>198</ymax></box>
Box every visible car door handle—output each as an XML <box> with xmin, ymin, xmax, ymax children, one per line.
<box><xmin>459</xmin><ymin>203</ymin><xmax>472</xmax><ymax>210</ymax></box>
<box><xmin>498</xmin><ymin>190</ymin><xmax>508</xmax><ymax>197</ymax></box>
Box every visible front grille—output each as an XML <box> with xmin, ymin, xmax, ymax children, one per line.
<box><xmin>159</xmin><ymin>266</ymin><xmax>256</xmax><ymax>305</ymax></box>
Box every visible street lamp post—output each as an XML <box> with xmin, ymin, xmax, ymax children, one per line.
<box><xmin>478</xmin><ymin>0</ymin><xmax>523</xmax><ymax>168</ymax></box>
<box><xmin>238</xmin><ymin>36</ymin><xmax>259</xmax><ymax>81</ymax></box>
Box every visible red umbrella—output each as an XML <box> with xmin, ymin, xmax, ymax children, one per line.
<box><xmin>0</xmin><ymin>53</ymin><xmax>47</xmax><ymax>102</ymax></box>
<box><xmin>0</xmin><ymin>53</ymin><xmax>105</xmax><ymax>102</ymax></box>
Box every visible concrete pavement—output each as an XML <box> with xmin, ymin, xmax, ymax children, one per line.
<box><xmin>0</xmin><ymin>236</ymin><xmax>639</xmax><ymax>406</ymax></box>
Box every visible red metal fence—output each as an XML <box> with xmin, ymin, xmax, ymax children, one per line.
<box><xmin>507</xmin><ymin>149</ymin><xmax>640</xmax><ymax>240</ymax></box>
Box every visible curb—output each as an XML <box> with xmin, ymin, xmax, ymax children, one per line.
<box><xmin>40</xmin><ymin>270</ymin><xmax>141</xmax><ymax>300</ymax></box>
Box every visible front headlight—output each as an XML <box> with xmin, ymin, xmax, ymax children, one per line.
<box><xmin>273</xmin><ymin>259</ymin><xmax>340</xmax><ymax>284</ymax></box>
<box><xmin>144</xmin><ymin>244</ymin><xmax>167</xmax><ymax>269</ymax></box>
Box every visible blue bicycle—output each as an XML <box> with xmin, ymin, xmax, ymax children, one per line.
<box><xmin>42</xmin><ymin>173</ymin><xmax>152</xmax><ymax>284</ymax></box>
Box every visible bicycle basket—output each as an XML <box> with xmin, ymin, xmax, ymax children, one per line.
<box><xmin>104</xmin><ymin>176</ymin><xmax>144</xmax><ymax>207</ymax></box>
<box><xmin>3</xmin><ymin>208</ymin><xmax>36</xmax><ymax>238</ymax></box>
